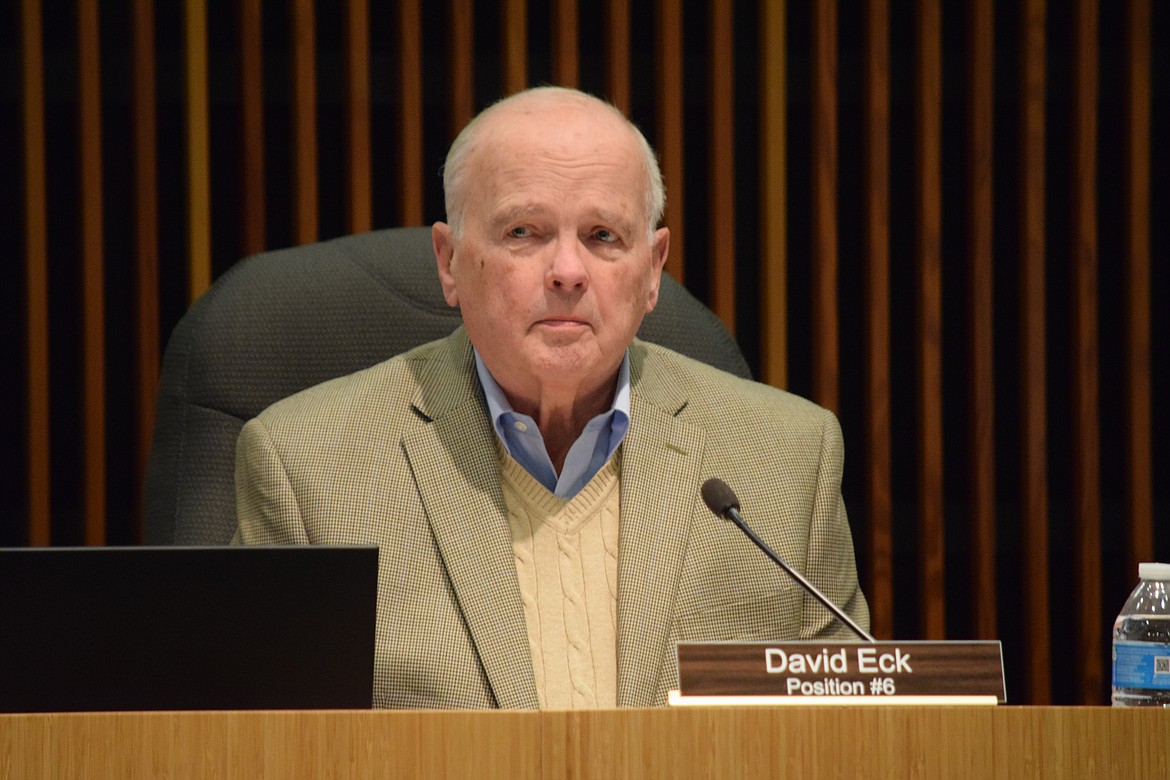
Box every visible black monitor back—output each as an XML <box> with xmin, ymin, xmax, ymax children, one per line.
<box><xmin>0</xmin><ymin>546</ymin><xmax>377</xmax><ymax>713</ymax></box>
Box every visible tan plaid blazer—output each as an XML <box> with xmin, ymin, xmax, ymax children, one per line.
<box><xmin>235</xmin><ymin>327</ymin><xmax>868</xmax><ymax>709</ymax></box>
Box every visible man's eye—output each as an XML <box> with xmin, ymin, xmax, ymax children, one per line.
<box><xmin>508</xmin><ymin>226</ymin><xmax>530</xmax><ymax>238</ymax></box>
<box><xmin>594</xmin><ymin>229</ymin><xmax>617</xmax><ymax>243</ymax></box>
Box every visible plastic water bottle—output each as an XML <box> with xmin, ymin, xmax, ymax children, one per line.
<box><xmin>1111</xmin><ymin>562</ymin><xmax>1170</xmax><ymax>707</ymax></box>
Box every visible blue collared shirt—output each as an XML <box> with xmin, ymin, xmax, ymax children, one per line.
<box><xmin>474</xmin><ymin>350</ymin><xmax>630</xmax><ymax>500</ymax></box>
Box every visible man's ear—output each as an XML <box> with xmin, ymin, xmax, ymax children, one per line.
<box><xmin>644</xmin><ymin>226</ymin><xmax>670</xmax><ymax>312</ymax></box>
<box><xmin>432</xmin><ymin>222</ymin><xmax>460</xmax><ymax>308</ymax></box>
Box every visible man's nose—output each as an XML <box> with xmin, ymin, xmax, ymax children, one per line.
<box><xmin>546</xmin><ymin>233</ymin><xmax>589</xmax><ymax>291</ymax></box>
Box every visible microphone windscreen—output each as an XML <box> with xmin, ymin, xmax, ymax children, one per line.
<box><xmin>700</xmin><ymin>478</ymin><xmax>741</xmax><ymax>517</ymax></box>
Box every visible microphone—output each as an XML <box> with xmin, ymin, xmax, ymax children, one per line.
<box><xmin>701</xmin><ymin>477</ymin><xmax>875</xmax><ymax>643</ymax></box>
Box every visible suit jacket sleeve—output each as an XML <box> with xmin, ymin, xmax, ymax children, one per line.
<box><xmin>233</xmin><ymin>416</ymin><xmax>311</xmax><ymax>545</ymax></box>
<box><xmin>800</xmin><ymin>407</ymin><xmax>869</xmax><ymax>639</ymax></box>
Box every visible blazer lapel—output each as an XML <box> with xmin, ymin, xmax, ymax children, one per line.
<box><xmin>402</xmin><ymin>331</ymin><xmax>539</xmax><ymax>709</ymax></box>
<box><xmin>616</xmin><ymin>343</ymin><xmax>706</xmax><ymax>706</ymax></box>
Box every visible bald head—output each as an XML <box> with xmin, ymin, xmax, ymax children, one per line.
<box><xmin>442</xmin><ymin>87</ymin><xmax>665</xmax><ymax>240</ymax></box>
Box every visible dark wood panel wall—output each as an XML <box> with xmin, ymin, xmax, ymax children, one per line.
<box><xmin>1018</xmin><ymin>0</ymin><xmax>1051</xmax><ymax>704</ymax></box>
<box><xmin>6</xmin><ymin>0</ymin><xmax>1167</xmax><ymax>706</ymax></box>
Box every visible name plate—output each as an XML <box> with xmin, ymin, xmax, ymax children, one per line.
<box><xmin>671</xmin><ymin>641</ymin><xmax>1005</xmax><ymax>706</ymax></box>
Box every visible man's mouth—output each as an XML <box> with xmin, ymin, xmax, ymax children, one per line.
<box><xmin>536</xmin><ymin>318</ymin><xmax>588</xmax><ymax>327</ymax></box>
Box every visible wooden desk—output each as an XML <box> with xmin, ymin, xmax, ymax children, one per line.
<box><xmin>2</xmin><ymin>706</ymin><xmax>1167</xmax><ymax>778</ymax></box>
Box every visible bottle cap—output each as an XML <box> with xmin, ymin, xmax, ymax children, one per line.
<box><xmin>1138</xmin><ymin>562</ymin><xmax>1170</xmax><ymax>581</ymax></box>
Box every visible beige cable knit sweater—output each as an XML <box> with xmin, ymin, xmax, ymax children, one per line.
<box><xmin>501</xmin><ymin>450</ymin><xmax>620</xmax><ymax>709</ymax></box>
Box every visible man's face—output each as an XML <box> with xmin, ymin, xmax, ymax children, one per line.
<box><xmin>433</xmin><ymin>100</ymin><xmax>670</xmax><ymax>405</ymax></box>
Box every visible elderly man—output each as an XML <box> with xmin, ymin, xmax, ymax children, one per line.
<box><xmin>235</xmin><ymin>86</ymin><xmax>868</xmax><ymax>709</ymax></box>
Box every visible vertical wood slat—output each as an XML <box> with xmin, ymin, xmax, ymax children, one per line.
<box><xmin>552</xmin><ymin>0</ymin><xmax>578</xmax><ymax>87</ymax></box>
<box><xmin>21</xmin><ymin>0</ymin><xmax>51</xmax><ymax>547</ymax></box>
<box><xmin>449</xmin><ymin>0</ymin><xmax>475</xmax><ymax>138</ymax></box>
<box><xmin>811</xmin><ymin>0</ymin><xmax>838</xmax><ymax>411</ymax></box>
<box><xmin>132</xmin><ymin>0</ymin><xmax>160</xmax><ymax>542</ymax></box>
<box><xmin>345</xmin><ymin>0</ymin><xmax>372</xmax><ymax>234</ymax></box>
<box><xmin>398</xmin><ymin>0</ymin><xmax>424</xmax><ymax>225</ymax></box>
<box><xmin>502</xmin><ymin>0</ymin><xmax>527</xmax><ymax>94</ymax></box>
<box><xmin>655</xmin><ymin>0</ymin><xmax>684</xmax><ymax>282</ymax></box>
<box><xmin>759</xmin><ymin>0</ymin><xmax>786</xmax><ymax>389</ymax></box>
<box><xmin>708</xmin><ymin>1</ymin><xmax>736</xmax><ymax>333</ymax></box>
<box><xmin>239</xmin><ymin>1</ymin><xmax>266</xmax><ymax>257</ymax></box>
<box><xmin>1070</xmin><ymin>0</ymin><xmax>1102</xmax><ymax>704</ymax></box>
<box><xmin>1122</xmin><ymin>0</ymin><xmax>1153</xmax><ymax>574</ymax></box>
<box><xmin>604</xmin><ymin>0</ymin><xmax>630</xmax><ymax>113</ymax></box>
<box><xmin>1019</xmin><ymin>0</ymin><xmax>1051</xmax><ymax>704</ymax></box>
<box><xmin>185</xmin><ymin>0</ymin><xmax>211</xmax><ymax>301</ymax></box>
<box><xmin>967</xmin><ymin>0</ymin><xmax>997</xmax><ymax>640</ymax></box>
<box><xmin>862</xmin><ymin>0</ymin><xmax>893</xmax><ymax>639</ymax></box>
<box><xmin>291</xmin><ymin>0</ymin><xmax>318</xmax><ymax>245</ymax></box>
<box><xmin>79</xmin><ymin>0</ymin><xmax>106</xmax><ymax>546</ymax></box>
<box><xmin>915</xmin><ymin>0</ymin><xmax>945</xmax><ymax>640</ymax></box>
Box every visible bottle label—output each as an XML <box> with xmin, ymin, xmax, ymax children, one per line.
<box><xmin>1112</xmin><ymin>641</ymin><xmax>1170</xmax><ymax>689</ymax></box>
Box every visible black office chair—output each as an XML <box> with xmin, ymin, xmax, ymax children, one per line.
<box><xmin>143</xmin><ymin>226</ymin><xmax>751</xmax><ymax>544</ymax></box>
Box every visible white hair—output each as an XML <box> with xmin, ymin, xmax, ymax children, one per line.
<box><xmin>441</xmin><ymin>86</ymin><xmax>666</xmax><ymax>242</ymax></box>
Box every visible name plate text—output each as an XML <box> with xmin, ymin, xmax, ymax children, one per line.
<box><xmin>674</xmin><ymin>641</ymin><xmax>1005</xmax><ymax>705</ymax></box>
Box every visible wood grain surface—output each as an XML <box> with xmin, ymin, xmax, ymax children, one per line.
<box><xmin>1</xmin><ymin>707</ymin><xmax>1166</xmax><ymax>779</ymax></box>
